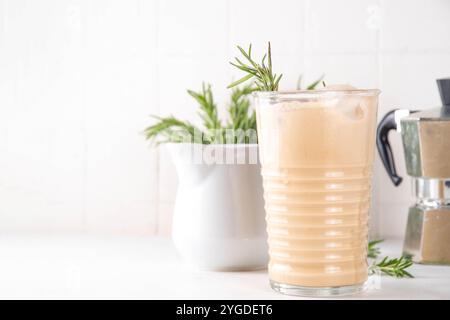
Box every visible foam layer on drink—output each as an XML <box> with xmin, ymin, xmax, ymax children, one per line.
<box><xmin>256</xmin><ymin>90</ymin><xmax>378</xmax><ymax>287</ymax></box>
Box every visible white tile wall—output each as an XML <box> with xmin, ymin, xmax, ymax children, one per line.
<box><xmin>1</xmin><ymin>0</ymin><xmax>450</xmax><ymax>237</ymax></box>
<box><xmin>303</xmin><ymin>53</ymin><xmax>379</xmax><ymax>88</ymax></box>
<box><xmin>83</xmin><ymin>0</ymin><xmax>158</xmax><ymax>234</ymax></box>
<box><xmin>229</xmin><ymin>0</ymin><xmax>304</xmax><ymax>56</ymax></box>
<box><xmin>0</xmin><ymin>0</ymin><xmax>159</xmax><ymax>234</ymax></box>
<box><xmin>158</xmin><ymin>0</ymin><xmax>229</xmax><ymax>56</ymax></box>
<box><xmin>305</xmin><ymin>0</ymin><xmax>380</xmax><ymax>54</ymax></box>
<box><xmin>157</xmin><ymin>202</ymin><xmax>175</xmax><ymax>235</ymax></box>
<box><xmin>381</xmin><ymin>0</ymin><xmax>450</xmax><ymax>53</ymax></box>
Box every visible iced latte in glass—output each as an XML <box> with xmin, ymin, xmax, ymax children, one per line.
<box><xmin>254</xmin><ymin>87</ymin><xmax>379</xmax><ymax>296</ymax></box>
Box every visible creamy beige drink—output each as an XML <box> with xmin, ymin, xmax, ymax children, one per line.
<box><xmin>255</xmin><ymin>88</ymin><xmax>379</xmax><ymax>296</ymax></box>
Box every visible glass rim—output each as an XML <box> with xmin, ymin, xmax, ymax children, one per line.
<box><xmin>253</xmin><ymin>89</ymin><xmax>381</xmax><ymax>99</ymax></box>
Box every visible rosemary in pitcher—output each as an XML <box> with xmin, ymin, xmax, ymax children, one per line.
<box><xmin>144</xmin><ymin>83</ymin><xmax>257</xmax><ymax>145</ymax></box>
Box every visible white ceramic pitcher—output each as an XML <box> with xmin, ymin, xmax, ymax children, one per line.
<box><xmin>167</xmin><ymin>143</ymin><xmax>268</xmax><ymax>271</ymax></box>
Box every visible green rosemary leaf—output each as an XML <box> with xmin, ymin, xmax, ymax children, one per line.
<box><xmin>144</xmin><ymin>115</ymin><xmax>206</xmax><ymax>144</ymax></box>
<box><xmin>187</xmin><ymin>83</ymin><xmax>221</xmax><ymax>130</ymax></box>
<box><xmin>227</xmin><ymin>74</ymin><xmax>254</xmax><ymax>89</ymax></box>
<box><xmin>237</xmin><ymin>45</ymin><xmax>258</xmax><ymax>69</ymax></box>
<box><xmin>268</xmin><ymin>42</ymin><xmax>273</xmax><ymax>73</ymax></box>
<box><xmin>227</xmin><ymin>84</ymin><xmax>257</xmax><ymax>139</ymax></box>
<box><xmin>306</xmin><ymin>74</ymin><xmax>325</xmax><ymax>90</ymax></box>
<box><xmin>233</xmin><ymin>58</ymin><xmax>256</xmax><ymax>72</ymax></box>
<box><xmin>296</xmin><ymin>74</ymin><xmax>328</xmax><ymax>90</ymax></box>
<box><xmin>274</xmin><ymin>74</ymin><xmax>283</xmax><ymax>88</ymax></box>
<box><xmin>261</xmin><ymin>54</ymin><xmax>267</xmax><ymax>69</ymax></box>
<box><xmin>368</xmin><ymin>239</ymin><xmax>384</xmax><ymax>259</ymax></box>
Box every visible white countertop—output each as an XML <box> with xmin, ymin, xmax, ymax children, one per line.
<box><xmin>0</xmin><ymin>234</ymin><xmax>449</xmax><ymax>299</ymax></box>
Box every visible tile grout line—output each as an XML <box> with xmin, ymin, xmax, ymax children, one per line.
<box><xmin>302</xmin><ymin>0</ymin><xmax>310</xmax><ymax>74</ymax></box>
<box><xmin>227</xmin><ymin>0</ymin><xmax>232</xmax><ymax>81</ymax></box>
<box><xmin>375</xmin><ymin>0</ymin><xmax>383</xmax><ymax>238</ymax></box>
<box><xmin>154</xmin><ymin>0</ymin><xmax>161</xmax><ymax>235</ymax></box>
<box><xmin>81</xmin><ymin>1</ymin><xmax>88</xmax><ymax>232</ymax></box>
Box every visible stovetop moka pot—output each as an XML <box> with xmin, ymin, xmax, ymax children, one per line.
<box><xmin>377</xmin><ymin>78</ymin><xmax>450</xmax><ymax>265</ymax></box>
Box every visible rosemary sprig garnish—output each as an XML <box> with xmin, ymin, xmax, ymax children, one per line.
<box><xmin>367</xmin><ymin>239</ymin><xmax>414</xmax><ymax>278</ymax></box>
<box><xmin>228</xmin><ymin>42</ymin><xmax>282</xmax><ymax>91</ymax></box>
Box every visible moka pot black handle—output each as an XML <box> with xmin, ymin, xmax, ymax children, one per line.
<box><xmin>376</xmin><ymin>109</ymin><xmax>403</xmax><ymax>186</ymax></box>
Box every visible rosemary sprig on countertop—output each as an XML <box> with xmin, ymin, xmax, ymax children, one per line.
<box><xmin>228</xmin><ymin>42</ymin><xmax>282</xmax><ymax>91</ymax></box>
<box><xmin>370</xmin><ymin>256</ymin><xmax>414</xmax><ymax>278</ymax></box>
<box><xmin>368</xmin><ymin>239</ymin><xmax>414</xmax><ymax>278</ymax></box>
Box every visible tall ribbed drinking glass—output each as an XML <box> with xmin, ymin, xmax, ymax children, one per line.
<box><xmin>254</xmin><ymin>89</ymin><xmax>380</xmax><ymax>297</ymax></box>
